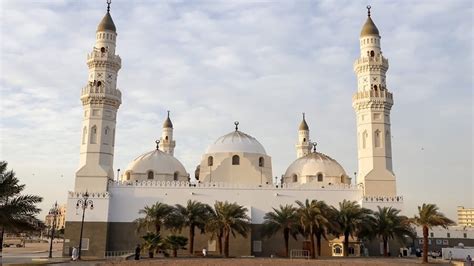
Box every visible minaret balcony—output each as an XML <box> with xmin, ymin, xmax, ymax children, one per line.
<box><xmin>87</xmin><ymin>51</ymin><xmax>121</xmax><ymax>66</ymax></box>
<box><xmin>81</xmin><ymin>84</ymin><xmax>122</xmax><ymax>102</ymax></box>
<box><xmin>353</xmin><ymin>55</ymin><xmax>388</xmax><ymax>69</ymax></box>
<box><xmin>352</xmin><ymin>90</ymin><xmax>393</xmax><ymax>108</ymax></box>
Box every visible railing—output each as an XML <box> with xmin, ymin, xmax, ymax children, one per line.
<box><xmin>290</xmin><ymin>249</ymin><xmax>310</xmax><ymax>259</ymax></box>
<box><xmin>104</xmin><ymin>250</ymin><xmax>134</xmax><ymax>259</ymax></box>
<box><xmin>81</xmin><ymin>84</ymin><xmax>122</xmax><ymax>98</ymax></box>
<box><xmin>108</xmin><ymin>180</ymin><xmax>362</xmax><ymax>191</ymax></box>
<box><xmin>353</xmin><ymin>55</ymin><xmax>389</xmax><ymax>66</ymax></box>
<box><xmin>68</xmin><ymin>191</ymin><xmax>110</xmax><ymax>198</ymax></box>
<box><xmin>363</xmin><ymin>195</ymin><xmax>403</xmax><ymax>203</ymax></box>
<box><xmin>352</xmin><ymin>90</ymin><xmax>393</xmax><ymax>101</ymax></box>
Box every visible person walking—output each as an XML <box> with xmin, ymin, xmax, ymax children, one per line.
<box><xmin>466</xmin><ymin>255</ymin><xmax>472</xmax><ymax>266</ymax></box>
<box><xmin>202</xmin><ymin>248</ymin><xmax>207</xmax><ymax>257</ymax></box>
<box><xmin>71</xmin><ymin>247</ymin><xmax>79</xmax><ymax>261</ymax></box>
<box><xmin>135</xmin><ymin>244</ymin><xmax>141</xmax><ymax>260</ymax></box>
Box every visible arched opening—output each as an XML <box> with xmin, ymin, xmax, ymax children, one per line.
<box><xmin>90</xmin><ymin>126</ymin><xmax>97</xmax><ymax>144</ymax></box>
<box><xmin>385</xmin><ymin>130</ymin><xmax>391</xmax><ymax>151</ymax></box>
<box><xmin>370</xmin><ymin>50</ymin><xmax>375</xmax><ymax>57</ymax></box>
<box><xmin>258</xmin><ymin>157</ymin><xmax>264</xmax><ymax>167</ymax></box>
<box><xmin>173</xmin><ymin>172</ymin><xmax>179</xmax><ymax>181</ymax></box>
<box><xmin>317</xmin><ymin>173</ymin><xmax>323</xmax><ymax>182</ymax></box>
<box><xmin>97</xmin><ymin>81</ymin><xmax>102</xmax><ymax>86</ymax></box>
<box><xmin>147</xmin><ymin>171</ymin><xmax>154</xmax><ymax>180</ymax></box>
<box><xmin>333</xmin><ymin>244</ymin><xmax>343</xmax><ymax>256</ymax></box>
<box><xmin>340</xmin><ymin>175</ymin><xmax>345</xmax><ymax>183</ymax></box>
<box><xmin>165</xmin><ymin>136</ymin><xmax>168</xmax><ymax>141</ymax></box>
<box><xmin>207</xmin><ymin>156</ymin><xmax>213</xmax><ymax>166</ymax></box>
<box><xmin>112</xmin><ymin>129</ymin><xmax>115</xmax><ymax>147</ymax></box>
<box><xmin>374</xmin><ymin>130</ymin><xmax>381</xmax><ymax>148</ymax></box>
<box><xmin>82</xmin><ymin>127</ymin><xmax>87</xmax><ymax>144</ymax></box>
<box><xmin>303</xmin><ymin>138</ymin><xmax>306</xmax><ymax>142</ymax></box>
<box><xmin>104</xmin><ymin>126</ymin><xmax>110</xmax><ymax>144</ymax></box>
<box><xmin>362</xmin><ymin>130</ymin><xmax>368</xmax><ymax>149</ymax></box>
<box><xmin>374</xmin><ymin>85</ymin><xmax>378</xmax><ymax>91</ymax></box>
<box><xmin>292</xmin><ymin>174</ymin><xmax>298</xmax><ymax>183</ymax></box>
<box><xmin>232</xmin><ymin>155</ymin><xmax>240</xmax><ymax>165</ymax></box>
<box><xmin>126</xmin><ymin>172</ymin><xmax>131</xmax><ymax>180</ymax></box>
<box><xmin>100</xmin><ymin>47</ymin><xmax>106</xmax><ymax>53</ymax></box>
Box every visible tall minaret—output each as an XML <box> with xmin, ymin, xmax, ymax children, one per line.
<box><xmin>75</xmin><ymin>1</ymin><xmax>122</xmax><ymax>192</ymax></box>
<box><xmin>159</xmin><ymin>111</ymin><xmax>176</xmax><ymax>156</ymax></box>
<box><xmin>296</xmin><ymin>113</ymin><xmax>311</xmax><ymax>158</ymax></box>
<box><xmin>352</xmin><ymin>6</ymin><xmax>396</xmax><ymax>196</ymax></box>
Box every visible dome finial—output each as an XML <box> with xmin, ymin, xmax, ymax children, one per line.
<box><xmin>107</xmin><ymin>0</ymin><xmax>112</xmax><ymax>13</ymax></box>
<box><xmin>234</xmin><ymin>121</ymin><xmax>239</xmax><ymax>131</ymax></box>
<box><xmin>302</xmin><ymin>112</ymin><xmax>305</xmax><ymax>120</ymax></box>
<box><xmin>167</xmin><ymin>110</ymin><xmax>170</xmax><ymax>118</ymax></box>
<box><xmin>155</xmin><ymin>140</ymin><xmax>160</xmax><ymax>150</ymax></box>
<box><xmin>366</xmin><ymin>5</ymin><xmax>371</xmax><ymax>17</ymax></box>
<box><xmin>312</xmin><ymin>142</ymin><xmax>317</xmax><ymax>153</ymax></box>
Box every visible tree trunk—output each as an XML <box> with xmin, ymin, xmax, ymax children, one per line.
<box><xmin>173</xmin><ymin>249</ymin><xmax>177</xmax><ymax>257</ymax></box>
<box><xmin>155</xmin><ymin>223</ymin><xmax>161</xmax><ymax>234</ymax></box>
<box><xmin>316</xmin><ymin>232</ymin><xmax>322</xmax><ymax>257</ymax></box>
<box><xmin>189</xmin><ymin>225</ymin><xmax>195</xmax><ymax>255</ymax></box>
<box><xmin>383</xmin><ymin>237</ymin><xmax>388</xmax><ymax>257</ymax></box>
<box><xmin>224</xmin><ymin>229</ymin><xmax>230</xmax><ymax>258</ymax></box>
<box><xmin>310</xmin><ymin>233</ymin><xmax>315</xmax><ymax>259</ymax></box>
<box><xmin>422</xmin><ymin>225</ymin><xmax>428</xmax><ymax>263</ymax></box>
<box><xmin>343</xmin><ymin>232</ymin><xmax>349</xmax><ymax>257</ymax></box>
<box><xmin>284</xmin><ymin>228</ymin><xmax>289</xmax><ymax>258</ymax></box>
<box><xmin>218</xmin><ymin>232</ymin><xmax>223</xmax><ymax>255</ymax></box>
<box><xmin>0</xmin><ymin>227</ymin><xmax>4</xmax><ymax>258</ymax></box>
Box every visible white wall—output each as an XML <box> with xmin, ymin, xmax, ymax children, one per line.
<box><xmin>65</xmin><ymin>191</ymin><xmax>110</xmax><ymax>222</ymax></box>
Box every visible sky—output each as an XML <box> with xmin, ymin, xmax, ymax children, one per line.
<box><xmin>0</xmin><ymin>0</ymin><xmax>472</xmax><ymax>221</ymax></box>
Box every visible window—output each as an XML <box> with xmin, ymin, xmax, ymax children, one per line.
<box><xmin>165</xmin><ymin>136</ymin><xmax>168</xmax><ymax>141</ymax></box>
<box><xmin>82</xmin><ymin>127</ymin><xmax>87</xmax><ymax>144</ymax></box>
<box><xmin>259</xmin><ymin>157</ymin><xmax>264</xmax><ymax>167</ymax></box>
<box><xmin>292</xmin><ymin>174</ymin><xmax>297</xmax><ymax>182</ymax></box>
<box><xmin>317</xmin><ymin>173</ymin><xmax>323</xmax><ymax>182</ymax></box>
<box><xmin>90</xmin><ymin>126</ymin><xmax>97</xmax><ymax>144</ymax></box>
<box><xmin>104</xmin><ymin>127</ymin><xmax>110</xmax><ymax>145</ymax></box>
<box><xmin>430</xmin><ymin>232</ymin><xmax>434</xmax><ymax>237</ymax></box>
<box><xmin>362</xmin><ymin>130</ymin><xmax>368</xmax><ymax>149</ymax></box>
<box><xmin>208</xmin><ymin>156</ymin><xmax>213</xmax><ymax>166</ymax></box>
<box><xmin>464</xmin><ymin>233</ymin><xmax>467</xmax><ymax>238</ymax></box>
<box><xmin>126</xmin><ymin>172</ymin><xmax>130</xmax><ymax>180</ymax></box>
<box><xmin>447</xmin><ymin>233</ymin><xmax>450</xmax><ymax>238</ymax></box>
<box><xmin>147</xmin><ymin>171</ymin><xmax>154</xmax><ymax>180</ymax></box>
<box><xmin>333</xmin><ymin>244</ymin><xmax>342</xmax><ymax>255</ymax></box>
<box><xmin>100</xmin><ymin>47</ymin><xmax>106</xmax><ymax>53</ymax></box>
<box><xmin>173</xmin><ymin>172</ymin><xmax>179</xmax><ymax>181</ymax></box>
<box><xmin>112</xmin><ymin>129</ymin><xmax>115</xmax><ymax>147</ymax></box>
<box><xmin>374</xmin><ymin>130</ymin><xmax>381</xmax><ymax>148</ymax></box>
<box><xmin>303</xmin><ymin>138</ymin><xmax>306</xmax><ymax>142</ymax></box>
<box><xmin>340</xmin><ymin>175</ymin><xmax>344</xmax><ymax>183</ymax></box>
<box><xmin>370</xmin><ymin>50</ymin><xmax>375</xmax><ymax>57</ymax></box>
<box><xmin>232</xmin><ymin>155</ymin><xmax>240</xmax><ymax>165</ymax></box>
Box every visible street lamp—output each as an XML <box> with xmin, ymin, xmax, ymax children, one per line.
<box><xmin>76</xmin><ymin>191</ymin><xmax>94</xmax><ymax>260</ymax></box>
<box><xmin>48</xmin><ymin>202</ymin><xmax>60</xmax><ymax>258</ymax></box>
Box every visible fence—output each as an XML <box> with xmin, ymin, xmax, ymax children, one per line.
<box><xmin>290</xmin><ymin>249</ymin><xmax>310</xmax><ymax>259</ymax></box>
<box><xmin>104</xmin><ymin>250</ymin><xmax>134</xmax><ymax>259</ymax></box>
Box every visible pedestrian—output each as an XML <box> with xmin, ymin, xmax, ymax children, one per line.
<box><xmin>466</xmin><ymin>255</ymin><xmax>472</xmax><ymax>266</ymax></box>
<box><xmin>71</xmin><ymin>247</ymin><xmax>79</xmax><ymax>261</ymax></box>
<box><xmin>135</xmin><ymin>244</ymin><xmax>141</xmax><ymax>260</ymax></box>
<box><xmin>202</xmin><ymin>247</ymin><xmax>207</xmax><ymax>257</ymax></box>
<box><xmin>447</xmin><ymin>250</ymin><xmax>452</xmax><ymax>263</ymax></box>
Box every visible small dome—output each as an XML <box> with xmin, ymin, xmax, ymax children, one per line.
<box><xmin>206</xmin><ymin>130</ymin><xmax>267</xmax><ymax>154</ymax></box>
<box><xmin>360</xmin><ymin>16</ymin><xmax>379</xmax><ymax>37</ymax></box>
<box><xmin>299</xmin><ymin>118</ymin><xmax>309</xmax><ymax>131</ymax></box>
<box><xmin>125</xmin><ymin>149</ymin><xmax>187</xmax><ymax>176</ymax></box>
<box><xmin>163</xmin><ymin>117</ymin><xmax>173</xmax><ymax>128</ymax></box>
<box><xmin>97</xmin><ymin>12</ymin><xmax>116</xmax><ymax>32</ymax></box>
<box><xmin>284</xmin><ymin>152</ymin><xmax>347</xmax><ymax>181</ymax></box>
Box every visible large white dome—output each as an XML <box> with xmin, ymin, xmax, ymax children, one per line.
<box><xmin>125</xmin><ymin>149</ymin><xmax>187</xmax><ymax>177</ymax></box>
<box><xmin>206</xmin><ymin>130</ymin><xmax>267</xmax><ymax>154</ymax></box>
<box><xmin>284</xmin><ymin>152</ymin><xmax>348</xmax><ymax>184</ymax></box>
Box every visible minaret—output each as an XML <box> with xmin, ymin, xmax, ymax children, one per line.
<box><xmin>159</xmin><ymin>111</ymin><xmax>176</xmax><ymax>156</ymax></box>
<box><xmin>296</xmin><ymin>113</ymin><xmax>311</xmax><ymax>158</ymax></box>
<box><xmin>75</xmin><ymin>1</ymin><xmax>122</xmax><ymax>192</ymax></box>
<box><xmin>352</xmin><ymin>6</ymin><xmax>396</xmax><ymax>196</ymax></box>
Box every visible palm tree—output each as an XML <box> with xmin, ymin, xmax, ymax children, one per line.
<box><xmin>312</xmin><ymin>200</ymin><xmax>334</xmax><ymax>257</ymax></box>
<box><xmin>0</xmin><ymin>161</ymin><xmax>43</xmax><ymax>255</ymax></box>
<box><xmin>331</xmin><ymin>200</ymin><xmax>373</xmax><ymax>257</ymax></box>
<box><xmin>141</xmin><ymin>232</ymin><xmax>163</xmax><ymax>258</ymax></box>
<box><xmin>135</xmin><ymin>202</ymin><xmax>174</xmax><ymax>233</ymax></box>
<box><xmin>214</xmin><ymin>201</ymin><xmax>250</xmax><ymax>257</ymax></box>
<box><xmin>205</xmin><ymin>205</ymin><xmax>224</xmax><ymax>256</ymax></box>
<box><xmin>412</xmin><ymin>203</ymin><xmax>455</xmax><ymax>263</ymax></box>
<box><xmin>262</xmin><ymin>204</ymin><xmax>299</xmax><ymax>257</ymax></box>
<box><xmin>171</xmin><ymin>200</ymin><xmax>209</xmax><ymax>255</ymax></box>
<box><xmin>295</xmin><ymin>199</ymin><xmax>329</xmax><ymax>259</ymax></box>
<box><xmin>164</xmin><ymin>235</ymin><xmax>188</xmax><ymax>257</ymax></box>
<box><xmin>372</xmin><ymin>206</ymin><xmax>414</xmax><ymax>256</ymax></box>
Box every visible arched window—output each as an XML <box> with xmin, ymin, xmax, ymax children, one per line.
<box><xmin>362</xmin><ymin>130</ymin><xmax>368</xmax><ymax>149</ymax></box>
<box><xmin>333</xmin><ymin>244</ymin><xmax>342</xmax><ymax>255</ymax></box>
<box><xmin>207</xmin><ymin>156</ymin><xmax>213</xmax><ymax>166</ymax></box>
<box><xmin>104</xmin><ymin>126</ymin><xmax>110</xmax><ymax>145</ymax></box>
<box><xmin>173</xmin><ymin>172</ymin><xmax>179</xmax><ymax>181</ymax></box>
<box><xmin>165</xmin><ymin>136</ymin><xmax>168</xmax><ymax>141</ymax></box>
<box><xmin>292</xmin><ymin>174</ymin><xmax>298</xmax><ymax>182</ymax></box>
<box><xmin>370</xmin><ymin>50</ymin><xmax>375</xmax><ymax>57</ymax></box>
<box><xmin>232</xmin><ymin>155</ymin><xmax>240</xmax><ymax>165</ymax></box>
<box><xmin>317</xmin><ymin>173</ymin><xmax>323</xmax><ymax>182</ymax></box>
<box><xmin>258</xmin><ymin>157</ymin><xmax>264</xmax><ymax>167</ymax></box>
<box><xmin>112</xmin><ymin>129</ymin><xmax>115</xmax><ymax>147</ymax></box>
<box><xmin>303</xmin><ymin>138</ymin><xmax>306</xmax><ymax>142</ymax></box>
<box><xmin>147</xmin><ymin>171</ymin><xmax>154</xmax><ymax>180</ymax></box>
<box><xmin>82</xmin><ymin>127</ymin><xmax>87</xmax><ymax>144</ymax></box>
<box><xmin>90</xmin><ymin>125</ymin><xmax>97</xmax><ymax>144</ymax></box>
<box><xmin>385</xmin><ymin>130</ymin><xmax>391</xmax><ymax>151</ymax></box>
<box><xmin>374</xmin><ymin>130</ymin><xmax>381</xmax><ymax>148</ymax></box>
<box><xmin>340</xmin><ymin>175</ymin><xmax>345</xmax><ymax>183</ymax></box>
<box><xmin>126</xmin><ymin>172</ymin><xmax>131</xmax><ymax>180</ymax></box>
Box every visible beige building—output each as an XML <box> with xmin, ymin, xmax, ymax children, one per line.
<box><xmin>45</xmin><ymin>204</ymin><xmax>67</xmax><ymax>231</ymax></box>
<box><xmin>458</xmin><ymin>206</ymin><xmax>474</xmax><ymax>227</ymax></box>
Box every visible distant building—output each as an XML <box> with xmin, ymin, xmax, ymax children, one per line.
<box><xmin>458</xmin><ymin>206</ymin><xmax>474</xmax><ymax>227</ymax></box>
<box><xmin>45</xmin><ymin>204</ymin><xmax>67</xmax><ymax>231</ymax></box>
<box><xmin>413</xmin><ymin>226</ymin><xmax>474</xmax><ymax>252</ymax></box>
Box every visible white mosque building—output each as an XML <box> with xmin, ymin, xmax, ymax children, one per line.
<box><xmin>64</xmin><ymin>3</ymin><xmax>403</xmax><ymax>258</ymax></box>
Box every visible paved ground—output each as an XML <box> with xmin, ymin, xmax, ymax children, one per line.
<box><xmin>1</xmin><ymin>242</ymin><xmax>65</xmax><ymax>265</ymax></box>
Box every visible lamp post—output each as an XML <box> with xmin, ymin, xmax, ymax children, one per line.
<box><xmin>76</xmin><ymin>191</ymin><xmax>94</xmax><ymax>260</ymax></box>
<box><xmin>48</xmin><ymin>201</ymin><xmax>60</xmax><ymax>258</ymax></box>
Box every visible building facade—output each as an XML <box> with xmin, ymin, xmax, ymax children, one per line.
<box><xmin>63</xmin><ymin>4</ymin><xmax>403</xmax><ymax>258</ymax></box>
<box><xmin>458</xmin><ymin>206</ymin><xmax>474</xmax><ymax>227</ymax></box>
<box><xmin>44</xmin><ymin>204</ymin><xmax>67</xmax><ymax>231</ymax></box>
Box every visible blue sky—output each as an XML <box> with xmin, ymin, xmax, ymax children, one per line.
<box><xmin>0</xmin><ymin>0</ymin><xmax>472</xmax><ymax>220</ymax></box>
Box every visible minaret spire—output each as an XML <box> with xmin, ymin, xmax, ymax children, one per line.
<box><xmin>159</xmin><ymin>111</ymin><xmax>176</xmax><ymax>155</ymax></box>
<box><xmin>367</xmin><ymin>5</ymin><xmax>371</xmax><ymax>17</ymax></box>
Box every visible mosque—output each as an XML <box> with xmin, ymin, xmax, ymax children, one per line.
<box><xmin>64</xmin><ymin>2</ymin><xmax>403</xmax><ymax>258</ymax></box>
